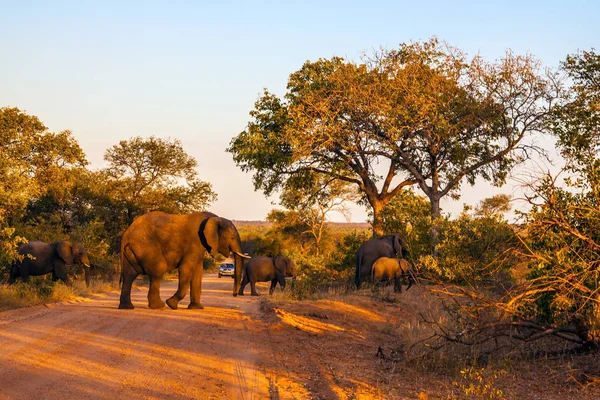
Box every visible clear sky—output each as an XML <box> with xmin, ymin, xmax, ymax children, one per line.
<box><xmin>1</xmin><ymin>1</ymin><xmax>598</xmax><ymax>221</ymax></box>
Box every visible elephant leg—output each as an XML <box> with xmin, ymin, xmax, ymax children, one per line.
<box><xmin>187</xmin><ymin>265</ymin><xmax>204</xmax><ymax>310</ymax></box>
<box><xmin>8</xmin><ymin>264</ymin><xmax>19</xmax><ymax>284</ymax></box>
<box><xmin>269</xmin><ymin>279</ymin><xmax>277</xmax><ymax>295</ymax></box>
<box><xmin>277</xmin><ymin>274</ymin><xmax>286</xmax><ymax>292</ymax></box>
<box><xmin>250</xmin><ymin>280</ymin><xmax>259</xmax><ymax>296</ymax></box>
<box><xmin>148</xmin><ymin>276</ymin><xmax>165</xmax><ymax>309</ymax></box>
<box><xmin>20</xmin><ymin>264</ymin><xmax>30</xmax><ymax>283</ymax></box>
<box><xmin>166</xmin><ymin>258</ymin><xmax>195</xmax><ymax>309</ymax></box>
<box><xmin>394</xmin><ymin>277</ymin><xmax>402</xmax><ymax>293</ymax></box>
<box><xmin>54</xmin><ymin>263</ymin><xmax>71</xmax><ymax>285</ymax></box>
<box><xmin>238</xmin><ymin>272</ymin><xmax>249</xmax><ymax>296</ymax></box>
<box><xmin>119</xmin><ymin>267</ymin><xmax>139</xmax><ymax>309</ymax></box>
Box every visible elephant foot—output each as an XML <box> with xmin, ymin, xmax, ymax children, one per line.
<box><xmin>166</xmin><ymin>297</ymin><xmax>179</xmax><ymax>310</ymax></box>
<box><xmin>148</xmin><ymin>299</ymin><xmax>166</xmax><ymax>309</ymax></box>
<box><xmin>188</xmin><ymin>302</ymin><xmax>204</xmax><ymax>310</ymax></box>
<box><xmin>251</xmin><ymin>292</ymin><xmax>259</xmax><ymax>297</ymax></box>
<box><xmin>119</xmin><ymin>302</ymin><xmax>135</xmax><ymax>310</ymax></box>
<box><xmin>237</xmin><ymin>291</ymin><xmax>244</xmax><ymax>296</ymax></box>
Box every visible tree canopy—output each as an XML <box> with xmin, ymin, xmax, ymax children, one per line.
<box><xmin>228</xmin><ymin>38</ymin><xmax>559</xmax><ymax>244</ymax></box>
<box><xmin>103</xmin><ymin>136</ymin><xmax>217</xmax><ymax>222</ymax></box>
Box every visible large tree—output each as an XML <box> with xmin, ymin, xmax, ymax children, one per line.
<box><xmin>379</xmin><ymin>40</ymin><xmax>558</xmax><ymax>248</ymax></box>
<box><xmin>228</xmin><ymin>57</ymin><xmax>416</xmax><ymax>236</ymax></box>
<box><xmin>229</xmin><ymin>39</ymin><xmax>558</xmax><ymax>247</ymax></box>
<box><xmin>0</xmin><ymin>107</ymin><xmax>88</xmax><ymax>273</ymax></box>
<box><xmin>103</xmin><ymin>136</ymin><xmax>217</xmax><ymax>222</ymax></box>
<box><xmin>0</xmin><ymin>107</ymin><xmax>88</xmax><ymax>223</ymax></box>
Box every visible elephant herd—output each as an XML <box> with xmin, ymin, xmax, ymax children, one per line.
<box><xmin>355</xmin><ymin>234</ymin><xmax>415</xmax><ymax>293</ymax></box>
<box><xmin>7</xmin><ymin>211</ymin><xmax>414</xmax><ymax>310</ymax></box>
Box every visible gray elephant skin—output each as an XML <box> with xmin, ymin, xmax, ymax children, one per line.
<box><xmin>119</xmin><ymin>211</ymin><xmax>249</xmax><ymax>310</ymax></box>
<box><xmin>372</xmin><ymin>257</ymin><xmax>414</xmax><ymax>293</ymax></box>
<box><xmin>9</xmin><ymin>241</ymin><xmax>91</xmax><ymax>286</ymax></box>
<box><xmin>238</xmin><ymin>255</ymin><xmax>296</xmax><ymax>296</ymax></box>
<box><xmin>355</xmin><ymin>234</ymin><xmax>408</xmax><ymax>288</ymax></box>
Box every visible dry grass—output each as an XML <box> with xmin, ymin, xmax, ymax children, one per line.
<box><xmin>0</xmin><ymin>278</ymin><xmax>121</xmax><ymax>312</ymax></box>
<box><xmin>259</xmin><ymin>282</ymin><xmax>600</xmax><ymax>398</ymax></box>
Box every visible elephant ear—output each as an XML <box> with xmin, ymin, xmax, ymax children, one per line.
<box><xmin>393</xmin><ymin>235</ymin><xmax>409</xmax><ymax>258</ymax></box>
<box><xmin>199</xmin><ymin>217</ymin><xmax>222</xmax><ymax>257</ymax></box>
<box><xmin>274</xmin><ymin>256</ymin><xmax>287</xmax><ymax>276</ymax></box>
<box><xmin>57</xmin><ymin>242</ymin><xmax>75</xmax><ymax>265</ymax></box>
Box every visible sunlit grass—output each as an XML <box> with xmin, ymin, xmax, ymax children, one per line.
<box><xmin>0</xmin><ymin>278</ymin><xmax>122</xmax><ymax>311</ymax></box>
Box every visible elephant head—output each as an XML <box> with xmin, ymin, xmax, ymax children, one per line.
<box><xmin>274</xmin><ymin>255</ymin><xmax>296</xmax><ymax>278</ymax></box>
<box><xmin>57</xmin><ymin>242</ymin><xmax>92</xmax><ymax>287</ymax></box>
<box><xmin>199</xmin><ymin>216</ymin><xmax>250</xmax><ymax>296</ymax></box>
<box><xmin>398</xmin><ymin>259</ymin><xmax>416</xmax><ymax>290</ymax></box>
<box><xmin>57</xmin><ymin>242</ymin><xmax>92</xmax><ymax>286</ymax></box>
<box><xmin>57</xmin><ymin>242</ymin><xmax>91</xmax><ymax>267</ymax></box>
<box><xmin>381</xmin><ymin>234</ymin><xmax>409</xmax><ymax>259</ymax></box>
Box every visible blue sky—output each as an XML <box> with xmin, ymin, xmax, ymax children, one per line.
<box><xmin>1</xmin><ymin>1</ymin><xmax>598</xmax><ymax>221</ymax></box>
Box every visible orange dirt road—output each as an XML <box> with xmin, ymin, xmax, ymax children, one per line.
<box><xmin>0</xmin><ymin>274</ymin><xmax>294</xmax><ymax>400</ymax></box>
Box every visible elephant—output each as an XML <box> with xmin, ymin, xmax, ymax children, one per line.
<box><xmin>355</xmin><ymin>234</ymin><xmax>408</xmax><ymax>289</ymax></box>
<box><xmin>118</xmin><ymin>211</ymin><xmax>250</xmax><ymax>310</ymax></box>
<box><xmin>371</xmin><ymin>257</ymin><xmax>415</xmax><ymax>293</ymax></box>
<box><xmin>9</xmin><ymin>241</ymin><xmax>91</xmax><ymax>286</ymax></box>
<box><xmin>238</xmin><ymin>255</ymin><xmax>297</xmax><ymax>296</ymax></box>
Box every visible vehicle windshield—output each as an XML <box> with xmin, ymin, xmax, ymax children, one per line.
<box><xmin>220</xmin><ymin>263</ymin><xmax>234</xmax><ymax>268</ymax></box>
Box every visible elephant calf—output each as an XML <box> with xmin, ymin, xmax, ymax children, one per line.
<box><xmin>238</xmin><ymin>255</ymin><xmax>296</xmax><ymax>296</ymax></box>
<box><xmin>371</xmin><ymin>257</ymin><xmax>415</xmax><ymax>293</ymax></box>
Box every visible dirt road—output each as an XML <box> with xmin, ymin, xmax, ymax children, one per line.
<box><xmin>0</xmin><ymin>274</ymin><xmax>296</xmax><ymax>400</ymax></box>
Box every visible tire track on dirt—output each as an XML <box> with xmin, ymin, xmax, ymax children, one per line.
<box><xmin>0</xmin><ymin>276</ymin><xmax>278</xmax><ymax>399</ymax></box>
<box><xmin>2</xmin><ymin>312</ymin><xmax>130</xmax><ymax>397</ymax></box>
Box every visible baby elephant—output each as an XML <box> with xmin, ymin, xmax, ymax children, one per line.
<box><xmin>371</xmin><ymin>257</ymin><xmax>415</xmax><ymax>293</ymax></box>
<box><xmin>238</xmin><ymin>255</ymin><xmax>297</xmax><ymax>296</ymax></box>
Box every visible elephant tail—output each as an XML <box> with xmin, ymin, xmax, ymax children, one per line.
<box><xmin>119</xmin><ymin>248</ymin><xmax>125</xmax><ymax>288</ymax></box>
<box><xmin>121</xmin><ymin>244</ymin><xmax>142</xmax><ymax>286</ymax></box>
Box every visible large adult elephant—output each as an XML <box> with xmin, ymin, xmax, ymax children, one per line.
<box><xmin>9</xmin><ymin>241</ymin><xmax>91</xmax><ymax>286</ymax></box>
<box><xmin>238</xmin><ymin>255</ymin><xmax>296</xmax><ymax>296</ymax></box>
<box><xmin>118</xmin><ymin>211</ymin><xmax>249</xmax><ymax>310</ymax></box>
<box><xmin>355</xmin><ymin>234</ymin><xmax>408</xmax><ymax>289</ymax></box>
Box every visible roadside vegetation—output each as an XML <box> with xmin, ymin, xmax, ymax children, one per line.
<box><xmin>1</xmin><ymin>39</ymin><xmax>599</xmax><ymax>397</ymax></box>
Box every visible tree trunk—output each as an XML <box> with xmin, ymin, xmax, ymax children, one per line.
<box><xmin>371</xmin><ymin>202</ymin><xmax>384</xmax><ymax>237</ymax></box>
<box><xmin>430</xmin><ymin>195</ymin><xmax>441</xmax><ymax>256</ymax></box>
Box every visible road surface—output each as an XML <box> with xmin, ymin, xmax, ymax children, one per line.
<box><xmin>0</xmin><ymin>274</ymin><xmax>287</xmax><ymax>400</ymax></box>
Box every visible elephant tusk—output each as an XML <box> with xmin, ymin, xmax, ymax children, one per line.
<box><xmin>234</xmin><ymin>251</ymin><xmax>251</xmax><ymax>259</ymax></box>
<box><xmin>84</xmin><ymin>263</ymin><xmax>91</xmax><ymax>268</ymax></box>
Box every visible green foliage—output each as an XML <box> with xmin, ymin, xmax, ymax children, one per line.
<box><xmin>378</xmin><ymin>190</ymin><xmax>516</xmax><ymax>286</ymax></box>
<box><xmin>433</xmin><ymin>202</ymin><xmax>516</xmax><ymax>285</ymax></box>
<box><xmin>229</xmin><ymin>38</ymin><xmax>558</xmax><ymax>239</ymax></box>
<box><xmin>0</xmin><ymin>109</ymin><xmax>219</xmax><ymax>282</ymax></box>
<box><xmin>510</xmin><ymin>49</ymin><xmax>600</xmax><ymax>332</ymax></box>
<box><xmin>328</xmin><ymin>230</ymin><xmax>371</xmax><ymax>272</ymax></box>
<box><xmin>378</xmin><ymin>188</ymin><xmax>432</xmax><ymax>259</ymax></box>
<box><xmin>104</xmin><ymin>136</ymin><xmax>217</xmax><ymax>222</ymax></box>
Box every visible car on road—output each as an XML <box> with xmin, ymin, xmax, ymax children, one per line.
<box><xmin>218</xmin><ymin>262</ymin><xmax>235</xmax><ymax>278</ymax></box>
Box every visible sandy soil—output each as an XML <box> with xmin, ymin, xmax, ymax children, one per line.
<box><xmin>0</xmin><ymin>274</ymin><xmax>302</xmax><ymax>400</ymax></box>
<box><xmin>1</xmin><ymin>276</ymin><xmax>599</xmax><ymax>400</ymax></box>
